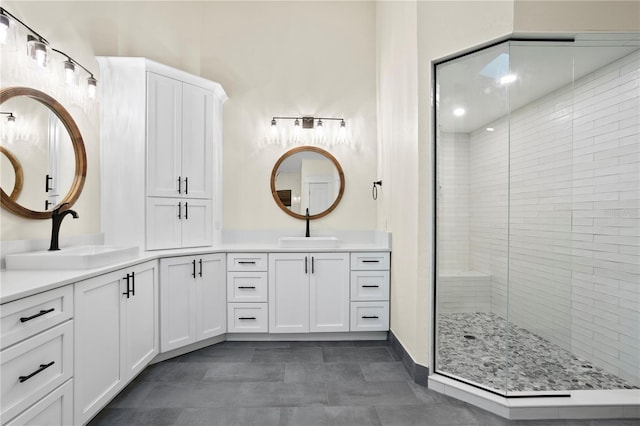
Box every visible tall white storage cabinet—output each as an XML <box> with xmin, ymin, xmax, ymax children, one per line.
<box><xmin>98</xmin><ymin>57</ymin><xmax>227</xmax><ymax>250</ymax></box>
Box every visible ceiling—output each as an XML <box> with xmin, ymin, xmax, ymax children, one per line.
<box><xmin>436</xmin><ymin>39</ymin><xmax>639</xmax><ymax>133</ymax></box>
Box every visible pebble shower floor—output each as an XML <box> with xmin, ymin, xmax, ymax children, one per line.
<box><xmin>437</xmin><ymin>312</ymin><xmax>637</xmax><ymax>393</ymax></box>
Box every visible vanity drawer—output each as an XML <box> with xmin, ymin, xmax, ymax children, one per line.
<box><xmin>350</xmin><ymin>302</ymin><xmax>389</xmax><ymax>331</ymax></box>
<box><xmin>227</xmin><ymin>253</ymin><xmax>268</xmax><ymax>271</ymax></box>
<box><xmin>5</xmin><ymin>379</ymin><xmax>73</xmax><ymax>426</ymax></box>
<box><xmin>227</xmin><ymin>303</ymin><xmax>268</xmax><ymax>333</ymax></box>
<box><xmin>1</xmin><ymin>286</ymin><xmax>73</xmax><ymax>350</ymax></box>
<box><xmin>350</xmin><ymin>271</ymin><xmax>390</xmax><ymax>301</ymax></box>
<box><xmin>1</xmin><ymin>321</ymin><xmax>73</xmax><ymax>422</ymax></box>
<box><xmin>350</xmin><ymin>252</ymin><xmax>390</xmax><ymax>270</ymax></box>
<box><xmin>227</xmin><ymin>272</ymin><xmax>268</xmax><ymax>302</ymax></box>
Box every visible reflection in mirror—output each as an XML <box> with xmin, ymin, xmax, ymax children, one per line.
<box><xmin>0</xmin><ymin>146</ymin><xmax>23</xmax><ymax>200</ymax></box>
<box><xmin>271</xmin><ymin>146</ymin><xmax>345</xmax><ymax>220</ymax></box>
<box><xmin>0</xmin><ymin>96</ymin><xmax>74</xmax><ymax>212</ymax></box>
<box><xmin>0</xmin><ymin>87</ymin><xmax>86</xmax><ymax>220</ymax></box>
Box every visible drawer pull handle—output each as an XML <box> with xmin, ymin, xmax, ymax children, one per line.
<box><xmin>20</xmin><ymin>308</ymin><xmax>55</xmax><ymax>323</ymax></box>
<box><xmin>238</xmin><ymin>317</ymin><xmax>256</xmax><ymax>320</ymax></box>
<box><xmin>362</xmin><ymin>260</ymin><xmax>380</xmax><ymax>263</ymax></box>
<box><xmin>362</xmin><ymin>285</ymin><xmax>380</xmax><ymax>288</ymax></box>
<box><xmin>18</xmin><ymin>361</ymin><xmax>55</xmax><ymax>383</ymax></box>
<box><xmin>238</xmin><ymin>261</ymin><xmax>256</xmax><ymax>265</ymax></box>
<box><xmin>362</xmin><ymin>315</ymin><xmax>379</xmax><ymax>319</ymax></box>
<box><xmin>238</xmin><ymin>286</ymin><xmax>256</xmax><ymax>289</ymax></box>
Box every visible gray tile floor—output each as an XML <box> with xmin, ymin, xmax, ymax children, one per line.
<box><xmin>89</xmin><ymin>341</ymin><xmax>638</xmax><ymax>426</ymax></box>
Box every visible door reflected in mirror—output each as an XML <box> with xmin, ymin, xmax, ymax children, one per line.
<box><xmin>271</xmin><ymin>146</ymin><xmax>345</xmax><ymax>220</ymax></box>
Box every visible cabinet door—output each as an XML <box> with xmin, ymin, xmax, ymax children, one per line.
<box><xmin>196</xmin><ymin>254</ymin><xmax>226</xmax><ymax>340</ymax></box>
<box><xmin>309</xmin><ymin>253</ymin><xmax>350</xmax><ymax>332</ymax></box>
<box><xmin>160</xmin><ymin>257</ymin><xmax>196</xmax><ymax>352</ymax></box>
<box><xmin>182</xmin><ymin>83</ymin><xmax>213</xmax><ymax>199</ymax></box>
<box><xmin>181</xmin><ymin>200</ymin><xmax>212</xmax><ymax>248</ymax></box>
<box><xmin>124</xmin><ymin>261</ymin><xmax>158</xmax><ymax>380</ymax></box>
<box><xmin>74</xmin><ymin>270</ymin><xmax>125</xmax><ymax>425</ymax></box>
<box><xmin>268</xmin><ymin>254</ymin><xmax>309</xmax><ymax>333</ymax></box>
<box><xmin>147</xmin><ymin>72</ymin><xmax>182</xmax><ymax>198</ymax></box>
<box><xmin>146</xmin><ymin>197</ymin><xmax>182</xmax><ymax>250</ymax></box>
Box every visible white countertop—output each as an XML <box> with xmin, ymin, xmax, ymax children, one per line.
<box><xmin>1</xmin><ymin>243</ymin><xmax>391</xmax><ymax>305</ymax></box>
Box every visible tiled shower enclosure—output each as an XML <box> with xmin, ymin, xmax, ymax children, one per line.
<box><xmin>434</xmin><ymin>36</ymin><xmax>639</xmax><ymax>396</ymax></box>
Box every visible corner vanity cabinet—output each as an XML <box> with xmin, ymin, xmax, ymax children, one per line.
<box><xmin>74</xmin><ymin>261</ymin><xmax>158</xmax><ymax>425</ymax></box>
<box><xmin>98</xmin><ymin>57</ymin><xmax>227</xmax><ymax>250</ymax></box>
<box><xmin>268</xmin><ymin>253</ymin><xmax>350</xmax><ymax>333</ymax></box>
<box><xmin>160</xmin><ymin>254</ymin><xmax>226</xmax><ymax>352</ymax></box>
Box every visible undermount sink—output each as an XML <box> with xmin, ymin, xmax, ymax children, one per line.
<box><xmin>5</xmin><ymin>245</ymin><xmax>139</xmax><ymax>270</ymax></box>
<box><xmin>278</xmin><ymin>236</ymin><xmax>340</xmax><ymax>248</ymax></box>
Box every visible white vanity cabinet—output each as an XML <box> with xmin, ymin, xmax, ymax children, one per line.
<box><xmin>74</xmin><ymin>260</ymin><xmax>158</xmax><ymax>425</ymax></box>
<box><xmin>0</xmin><ymin>287</ymin><xmax>74</xmax><ymax>426</ymax></box>
<box><xmin>227</xmin><ymin>253</ymin><xmax>268</xmax><ymax>333</ymax></box>
<box><xmin>98</xmin><ymin>57</ymin><xmax>227</xmax><ymax>251</ymax></box>
<box><xmin>268</xmin><ymin>252</ymin><xmax>350</xmax><ymax>333</ymax></box>
<box><xmin>160</xmin><ymin>253</ymin><xmax>226</xmax><ymax>352</ymax></box>
<box><xmin>350</xmin><ymin>252</ymin><xmax>390</xmax><ymax>331</ymax></box>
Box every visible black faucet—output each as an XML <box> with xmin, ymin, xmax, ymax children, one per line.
<box><xmin>305</xmin><ymin>208</ymin><xmax>310</xmax><ymax>238</ymax></box>
<box><xmin>49</xmin><ymin>203</ymin><xmax>79</xmax><ymax>251</ymax></box>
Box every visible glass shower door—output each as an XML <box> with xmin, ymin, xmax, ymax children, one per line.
<box><xmin>434</xmin><ymin>41</ymin><xmax>512</xmax><ymax>395</ymax></box>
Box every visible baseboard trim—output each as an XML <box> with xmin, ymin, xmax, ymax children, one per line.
<box><xmin>388</xmin><ymin>330</ymin><xmax>429</xmax><ymax>387</ymax></box>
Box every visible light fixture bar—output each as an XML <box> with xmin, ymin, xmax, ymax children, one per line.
<box><xmin>0</xmin><ymin>7</ymin><xmax>49</xmax><ymax>45</ymax></box>
<box><xmin>1</xmin><ymin>7</ymin><xmax>97</xmax><ymax>96</ymax></box>
<box><xmin>271</xmin><ymin>115</ymin><xmax>346</xmax><ymax>130</ymax></box>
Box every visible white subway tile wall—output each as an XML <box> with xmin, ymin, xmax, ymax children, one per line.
<box><xmin>441</xmin><ymin>49</ymin><xmax>639</xmax><ymax>387</ymax></box>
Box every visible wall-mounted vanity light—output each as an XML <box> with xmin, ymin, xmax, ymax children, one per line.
<box><xmin>0</xmin><ymin>112</ymin><xmax>16</xmax><ymax>127</ymax></box>
<box><xmin>0</xmin><ymin>7</ymin><xmax>98</xmax><ymax>98</ymax></box>
<box><xmin>270</xmin><ymin>115</ymin><xmax>347</xmax><ymax>145</ymax></box>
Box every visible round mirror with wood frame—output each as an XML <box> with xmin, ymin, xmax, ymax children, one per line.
<box><xmin>270</xmin><ymin>146</ymin><xmax>345</xmax><ymax>220</ymax></box>
<box><xmin>0</xmin><ymin>87</ymin><xmax>87</xmax><ymax>219</ymax></box>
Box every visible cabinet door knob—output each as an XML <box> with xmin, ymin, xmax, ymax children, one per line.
<box><xmin>238</xmin><ymin>317</ymin><xmax>256</xmax><ymax>320</ymax></box>
<box><xmin>184</xmin><ymin>177</ymin><xmax>189</xmax><ymax>194</ymax></box>
<box><xmin>362</xmin><ymin>285</ymin><xmax>379</xmax><ymax>288</ymax></box>
<box><xmin>199</xmin><ymin>258</ymin><xmax>203</xmax><ymax>277</ymax></box>
<box><xmin>362</xmin><ymin>315</ymin><xmax>379</xmax><ymax>319</ymax></box>
<box><xmin>192</xmin><ymin>259</ymin><xmax>196</xmax><ymax>278</ymax></box>
<box><xmin>177</xmin><ymin>176</ymin><xmax>182</xmax><ymax>194</ymax></box>
<box><xmin>185</xmin><ymin>202</ymin><xmax>189</xmax><ymax>220</ymax></box>
<box><xmin>178</xmin><ymin>202</ymin><xmax>182</xmax><ymax>220</ymax></box>
<box><xmin>238</xmin><ymin>286</ymin><xmax>256</xmax><ymax>289</ymax></box>
<box><xmin>305</xmin><ymin>256</ymin><xmax>308</xmax><ymax>274</ymax></box>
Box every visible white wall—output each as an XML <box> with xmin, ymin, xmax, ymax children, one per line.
<box><xmin>468</xmin><ymin>50</ymin><xmax>640</xmax><ymax>386</ymax></box>
<box><xmin>376</xmin><ymin>0</ymin><xmax>515</xmax><ymax>367</ymax></box>
<box><xmin>1</xmin><ymin>1</ymin><xmax>377</xmax><ymax>242</ymax></box>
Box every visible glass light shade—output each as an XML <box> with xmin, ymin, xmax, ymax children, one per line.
<box><xmin>7</xmin><ymin>114</ymin><xmax>15</xmax><ymax>127</ymax></box>
<box><xmin>87</xmin><ymin>76</ymin><xmax>97</xmax><ymax>99</ymax></box>
<box><xmin>27</xmin><ymin>35</ymin><xmax>48</xmax><ymax>68</ymax></box>
<box><xmin>0</xmin><ymin>15</ymin><xmax>9</xmax><ymax>45</ymax></box>
<box><xmin>64</xmin><ymin>60</ymin><xmax>77</xmax><ymax>85</ymax></box>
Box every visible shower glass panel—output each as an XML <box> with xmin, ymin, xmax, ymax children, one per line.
<box><xmin>435</xmin><ymin>41</ymin><xmax>511</xmax><ymax>395</ymax></box>
<box><xmin>435</xmin><ymin>37</ymin><xmax>640</xmax><ymax>397</ymax></box>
